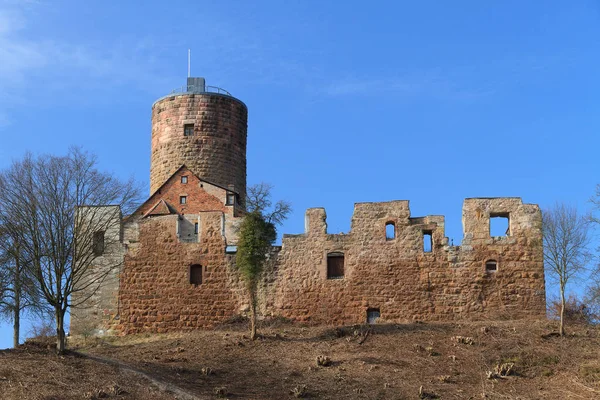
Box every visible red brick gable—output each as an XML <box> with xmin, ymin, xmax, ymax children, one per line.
<box><xmin>133</xmin><ymin>166</ymin><xmax>228</xmax><ymax>218</ymax></box>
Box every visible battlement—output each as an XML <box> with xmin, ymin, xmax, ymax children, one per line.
<box><xmin>289</xmin><ymin>197</ymin><xmax>541</xmax><ymax>253</ymax></box>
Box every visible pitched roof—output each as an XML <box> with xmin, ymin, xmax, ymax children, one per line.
<box><xmin>142</xmin><ymin>199</ymin><xmax>178</xmax><ymax>218</ymax></box>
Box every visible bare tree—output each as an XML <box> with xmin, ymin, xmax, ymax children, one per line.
<box><xmin>0</xmin><ymin>148</ymin><xmax>141</xmax><ymax>354</ymax></box>
<box><xmin>236</xmin><ymin>183</ymin><xmax>290</xmax><ymax>340</ymax></box>
<box><xmin>0</xmin><ymin>225</ymin><xmax>50</xmax><ymax>348</ymax></box>
<box><xmin>542</xmin><ymin>203</ymin><xmax>591</xmax><ymax>336</ymax></box>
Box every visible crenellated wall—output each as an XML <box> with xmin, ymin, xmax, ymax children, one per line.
<box><xmin>269</xmin><ymin>198</ymin><xmax>545</xmax><ymax>325</ymax></box>
<box><xmin>71</xmin><ymin>196</ymin><xmax>546</xmax><ymax>336</ymax></box>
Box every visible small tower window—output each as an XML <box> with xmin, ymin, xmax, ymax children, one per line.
<box><xmin>180</xmin><ymin>195</ymin><xmax>187</xmax><ymax>204</ymax></box>
<box><xmin>93</xmin><ymin>231</ymin><xmax>105</xmax><ymax>256</ymax></box>
<box><xmin>327</xmin><ymin>252</ymin><xmax>345</xmax><ymax>279</ymax></box>
<box><xmin>423</xmin><ymin>230</ymin><xmax>432</xmax><ymax>253</ymax></box>
<box><xmin>485</xmin><ymin>260</ymin><xmax>498</xmax><ymax>273</ymax></box>
<box><xmin>226</xmin><ymin>193</ymin><xmax>236</xmax><ymax>205</ymax></box>
<box><xmin>190</xmin><ymin>264</ymin><xmax>202</xmax><ymax>285</ymax></box>
<box><xmin>181</xmin><ymin>176</ymin><xmax>188</xmax><ymax>184</ymax></box>
<box><xmin>385</xmin><ymin>222</ymin><xmax>395</xmax><ymax>240</ymax></box>
<box><xmin>194</xmin><ymin>222</ymin><xmax>199</xmax><ymax>234</ymax></box>
<box><xmin>184</xmin><ymin>124</ymin><xmax>194</xmax><ymax>136</ymax></box>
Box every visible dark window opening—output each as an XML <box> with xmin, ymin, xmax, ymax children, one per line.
<box><xmin>423</xmin><ymin>231</ymin><xmax>432</xmax><ymax>253</ymax></box>
<box><xmin>367</xmin><ymin>308</ymin><xmax>380</xmax><ymax>324</ymax></box>
<box><xmin>226</xmin><ymin>193</ymin><xmax>236</xmax><ymax>206</ymax></box>
<box><xmin>385</xmin><ymin>222</ymin><xmax>395</xmax><ymax>240</ymax></box>
<box><xmin>490</xmin><ymin>213</ymin><xmax>510</xmax><ymax>237</ymax></box>
<box><xmin>194</xmin><ymin>222</ymin><xmax>199</xmax><ymax>234</ymax></box>
<box><xmin>93</xmin><ymin>231</ymin><xmax>105</xmax><ymax>256</ymax></box>
<box><xmin>180</xmin><ymin>195</ymin><xmax>187</xmax><ymax>204</ymax></box>
<box><xmin>485</xmin><ymin>260</ymin><xmax>498</xmax><ymax>273</ymax></box>
<box><xmin>190</xmin><ymin>264</ymin><xmax>203</xmax><ymax>285</ymax></box>
<box><xmin>184</xmin><ymin>124</ymin><xmax>194</xmax><ymax>136</ymax></box>
<box><xmin>181</xmin><ymin>176</ymin><xmax>188</xmax><ymax>184</ymax></box>
<box><xmin>327</xmin><ymin>252</ymin><xmax>344</xmax><ymax>279</ymax></box>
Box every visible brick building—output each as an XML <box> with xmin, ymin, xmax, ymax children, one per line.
<box><xmin>71</xmin><ymin>79</ymin><xmax>546</xmax><ymax>335</ymax></box>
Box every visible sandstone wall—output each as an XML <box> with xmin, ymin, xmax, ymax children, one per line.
<box><xmin>269</xmin><ymin>198</ymin><xmax>546</xmax><ymax>325</ymax></box>
<box><xmin>150</xmin><ymin>93</ymin><xmax>247</xmax><ymax>198</ymax></box>
<box><xmin>116</xmin><ymin>213</ymin><xmax>245</xmax><ymax>334</ymax></box>
<box><xmin>72</xmin><ymin>197</ymin><xmax>546</xmax><ymax>337</ymax></box>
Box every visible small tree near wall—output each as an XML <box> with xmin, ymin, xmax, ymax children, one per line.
<box><xmin>542</xmin><ymin>203</ymin><xmax>591</xmax><ymax>336</ymax></box>
<box><xmin>235</xmin><ymin>183</ymin><xmax>290</xmax><ymax>340</ymax></box>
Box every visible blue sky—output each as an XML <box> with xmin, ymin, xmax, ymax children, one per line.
<box><xmin>0</xmin><ymin>0</ymin><xmax>599</xmax><ymax>348</ymax></box>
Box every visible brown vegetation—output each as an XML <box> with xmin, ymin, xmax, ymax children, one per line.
<box><xmin>1</xmin><ymin>319</ymin><xmax>599</xmax><ymax>399</ymax></box>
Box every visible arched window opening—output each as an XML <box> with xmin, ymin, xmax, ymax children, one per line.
<box><xmin>485</xmin><ymin>260</ymin><xmax>498</xmax><ymax>273</ymax></box>
<box><xmin>423</xmin><ymin>231</ymin><xmax>432</xmax><ymax>253</ymax></box>
<box><xmin>385</xmin><ymin>222</ymin><xmax>395</xmax><ymax>240</ymax></box>
<box><xmin>327</xmin><ymin>252</ymin><xmax>345</xmax><ymax>279</ymax></box>
<box><xmin>190</xmin><ymin>264</ymin><xmax>203</xmax><ymax>285</ymax></box>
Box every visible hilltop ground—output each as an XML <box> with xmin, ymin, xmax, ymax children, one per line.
<box><xmin>0</xmin><ymin>319</ymin><xmax>598</xmax><ymax>400</ymax></box>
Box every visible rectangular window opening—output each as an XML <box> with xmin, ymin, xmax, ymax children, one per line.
<box><xmin>423</xmin><ymin>231</ymin><xmax>432</xmax><ymax>253</ymax></box>
<box><xmin>184</xmin><ymin>124</ymin><xmax>194</xmax><ymax>136</ymax></box>
<box><xmin>190</xmin><ymin>264</ymin><xmax>203</xmax><ymax>285</ymax></box>
<box><xmin>486</xmin><ymin>260</ymin><xmax>498</xmax><ymax>273</ymax></box>
<box><xmin>385</xmin><ymin>222</ymin><xmax>395</xmax><ymax>240</ymax></box>
<box><xmin>490</xmin><ymin>213</ymin><xmax>510</xmax><ymax>237</ymax></box>
<box><xmin>226</xmin><ymin>193</ymin><xmax>236</xmax><ymax>206</ymax></box>
<box><xmin>181</xmin><ymin>176</ymin><xmax>188</xmax><ymax>184</ymax></box>
<box><xmin>180</xmin><ymin>195</ymin><xmax>187</xmax><ymax>205</ymax></box>
<box><xmin>93</xmin><ymin>231</ymin><xmax>105</xmax><ymax>256</ymax></box>
<box><xmin>367</xmin><ymin>308</ymin><xmax>380</xmax><ymax>324</ymax></box>
<box><xmin>194</xmin><ymin>222</ymin><xmax>199</xmax><ymax>234</ymax></box>
<box><xmin>327</xmin><ymin>252</ymin><xmax>344</xmax><ymax>279</ymax></box>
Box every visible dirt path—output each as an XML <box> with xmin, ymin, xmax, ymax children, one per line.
<box><xmin>75</xmin><ymin>351</ymin><xmax>208</xmax><ymax>400</ymax></box>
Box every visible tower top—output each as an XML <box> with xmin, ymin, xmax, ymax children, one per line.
<box><xmin>187</xmin><ymin>77</ymin><xmax>205</xmax><ymax>93</ymax></box>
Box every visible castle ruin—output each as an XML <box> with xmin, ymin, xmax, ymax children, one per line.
<box><xmin>71</xmin><ymin>78</ymin><xmax>546</xmax><ymax>335</ymax></box>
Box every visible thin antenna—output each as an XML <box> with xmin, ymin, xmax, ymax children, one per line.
<box><xmin>187</xmin><ymin>49</ymin><xmax>191</xmax><ymax>77</ymax></box>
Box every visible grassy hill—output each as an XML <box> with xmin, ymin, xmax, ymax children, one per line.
<box><xmin>0</xmin><ymin>319</ymin><xmax>598</xmax><ymax>399</ymax></box>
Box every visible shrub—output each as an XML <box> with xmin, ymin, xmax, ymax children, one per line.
<box><xmin>547</xmin><ymin>296</ymin><xmax>595</xmax><ymax>325</ymax></box>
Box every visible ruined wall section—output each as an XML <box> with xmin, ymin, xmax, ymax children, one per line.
<box><xmin>270</xmin><ymin>198</ymin><xmax>545</xmax><ymax>325</ymax></box>
<box><xmin>438</xmin><ymin>198</ymin><xmax>547</xmax><ymax>318</ymax></box>
<box><xmin>71</xmin><ymin>206</ymin><xmax>125</xmax><ymax>335</ymax></box>
<box><xmin>116</xmin><ymin>212</ymin><xmax>245</xmax><ymax>334</ymax></box>
<box><xmin>150</xmin><ymin>93</ymin><xmax>247</xmax><ymax>199</ymax></box>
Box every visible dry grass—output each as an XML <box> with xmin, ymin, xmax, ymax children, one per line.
<box><xmin>1</xmin><ymin>319</ymin><xmax>598</xmax><ymax>399</ymax></box>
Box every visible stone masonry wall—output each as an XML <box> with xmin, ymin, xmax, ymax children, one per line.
<box><xmin>71</xmin><ymin>206</ymin><xmax>125</xmax><ymax>335</ymax></box>
<box><xmin>72</xmin><ymin>197</ymin><xmax>545</xmax><ymax>336</ymax></box>
<box><xmin>116</xmin><ymin>213</ymin><xmax>245</xmax><ymax>334</ymax></box>
<box><xmin>150</xmin><ymin>93</ymin><xmax>247</xmax><ymax>198</ymax></box>
<box><xmin>269</xmin><ymin>198</ymin><xmax>546</xmax><ymax>325</ymax></box>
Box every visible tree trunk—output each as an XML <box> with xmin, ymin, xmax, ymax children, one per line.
<box><xmin>13</xmin><ymin>261</ymin><xmax>21</xmax><ymax>349</ymax></box>
<box><xmin>55</xmin><ymin>308</ymin><xmax>66</xmax><ymax>354</ymax></box>
<box><xmin>250</xmin><ymin>287</ymin><xmax>257</xmax><ymax>340</ymax></box>
<box><xmin>559</xmin><ymin>285</ymin><xmax>566</xmax><ymax>337</ymax></box>
<box><xmin>13</xmin><ymin>297</ymin><xmax>20</xmax><ymax>349</ymax></box>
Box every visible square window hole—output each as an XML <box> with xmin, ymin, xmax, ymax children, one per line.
<box><xmin>367</xmin><ymin>308</ymin><xmax>380</xmax><ymax>324</ymax></box>
<box><xmin>490</xmin><ymin>213</ymin><xmax>509</xmax><ymax>237</ymax></box>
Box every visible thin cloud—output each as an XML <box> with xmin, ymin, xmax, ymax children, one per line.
<box><xmin>0</xmin><ymin>5</ymin><xmax>176</xmax><ymax>129</ymax></box>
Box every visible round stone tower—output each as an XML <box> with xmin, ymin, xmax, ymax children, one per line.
<box><xmin>150</xmin><ymin>77</ymin><xmax>248</xmax><ymax>200</ymax></box>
